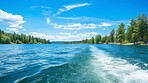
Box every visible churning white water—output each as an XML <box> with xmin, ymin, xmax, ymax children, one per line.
<box><xmin>90</xmin><ymin>46</ymin><xmax>148</xmax><ymax>83</ymax></box>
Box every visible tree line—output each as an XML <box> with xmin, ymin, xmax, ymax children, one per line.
<box><xmin>81</xmin><ymin>13</ymin><xmax>148</xmax><ymax>45</ymax></box>
<box><xmin>0</xmin><ymin>30</ymin><xmax>50</xmax><ymax>44</ymax></box>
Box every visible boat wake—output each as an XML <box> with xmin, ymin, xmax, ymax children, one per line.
<box><xmin>90</xmin><ymin>46</ymin><xmax>148</xmax><ymax>83</ymax></box>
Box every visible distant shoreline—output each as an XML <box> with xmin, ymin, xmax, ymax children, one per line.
<box><xmin>106</xmin><ymin>43</ymin><xmax>148</xmax><ymax>45</ymax></box>
<box><xmin>0</xmin><ymin>43</ymin><xmax>147</xmax><ymax>45</ymax></box>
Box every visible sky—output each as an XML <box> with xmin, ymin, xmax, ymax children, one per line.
<box><xmin>0</xmin><ymin>0</ymin><xmax>148</xmax><ymax>41</ymax></box>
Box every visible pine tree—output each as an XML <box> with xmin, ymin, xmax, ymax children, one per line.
<box><xmin>96</xmin><ymin>35</ymin><xmax>101</xmax><ymax>44</ymax></box>
<box><xmin>116</xmin><ymin>23</ymin><xmax>125</xmax><ymax>43</ymax></box>
<box><xmin>13</xmin><ymin>32</ymin><xmax>16</xmax><ymax>41</ymax></box>
<box><xmin>110</xmin><ymin>29</ymin><xmax>115</xmax><ymax>43</ymax></box>
<box><xmin>0</xmin><ymin>30</ymin><xmax>2</xmax><ymax>43</ymax></box>
<box><xmin>126</xmin><ymin>19</ymin><xmax>137</xmax><ymax>42</ymax></box>
<box><xmin>137</xmin><ymin>13</ymin><xmax>147</xmax><ymax>41</ymax></box>
<box><xmin>126</xmin><ymin>26</ymin><xmax>132</xmax><ymax>42</ymax></box>
<box><xmin>91</xmin><ymin>37</ymin><xmax>95</xmax><ymax>44</ymax></box>
<box><xmin>6</xmin><ymin>38</ymin><xmax>11</xmax><ymax>44</ymax></box>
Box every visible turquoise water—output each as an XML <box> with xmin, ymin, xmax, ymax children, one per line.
<box><xmin>0</xmin><ymin>44</ymin><xmax>148</xmax><ymax>83</ymax></box>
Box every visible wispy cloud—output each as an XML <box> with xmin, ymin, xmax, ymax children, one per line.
<box><xmin>30</xmin><ymin>32</ymin><xmax>55</xmax><ymax>40</ymax></box>
<box><xmin>85</xmin><ymin>32</ymin><xmax>98</xmax><ymax>35</ymax></box>
<box><xmin>56</xmin><ymin>23</ymin><xmax>81</xmax><ymax>30</ymax></box>
<box><xmin>64</xmin><ymin>3</ymin><xmax>91</xmax><ymax>10</ymax></box>
<box><xmin>54</xmin><ymin>23</ymin><xmax>111</xmax><ymax>30</ymax></box>
<box><xmin>53</xmin><ymin>3</ymin><xmax>91</xmax><ymax>17</ymax></box>
<box><xmin>74</xmin><ymin>31</ymin><xmax>77</xmax><ymax>33</ymax></box>
<box><xmin>30</xmin><ymin>6</ymin><xmax>51</xmax><ymax>9</ymax></box>
<box><xmin>98</xmin><ymin>23</ymin><xmax>111</xmax><ymax>27</ymax></box>
<box><xmin>42</xmin><ymin>10</ymin><xmax>52</xmax><ymax>15</ymax></box>
<box><xmin>6</xmin><ymin>28</ymin><xmax>19</xmax><ymax>32</ymax></box>
<box><xmin>60</xmin><ymin>32</ymin><xmax>71</xmax><ymax>35</ymax></box>
<box><xmin>56</xmin><ymin>17</ymin><xmax>81</xmax><ymax>19</ymax></box>
<box><xmin>46</xmin><ymin>16</ymin><xmax>130</xmax><ymax>32</ymax></box>
<box><xmin>55</xmin><ymin>16</ymin><xmax>130</xmax><ymax>27</ymax></box>
<box><xmin>9</xmin><ymin>24</ymin><xmax>23</xmax><ymax>29</ymax></box>
<box><xmin>0</xmin><ymin>9</ymin><xmax>25</xmax><ymax>32</ymax></box>
<box><xmin>46</xmin><ymin>17</ymin><xmax>51</xmax><ymax>24</ymax></box>
<box><xmin>111</xmin><ymin>20</ymin><xmax>130</xmax><ymax>26</ymax></box>
<box><xmin>30</xmin><ymin>6</ymin><xmax>52</xmax><ymax>16</ymax></box>
<box><xmin>56</xmin><ymin>16</ymin><xmax>108</xmax><ymax>21</ymax></box>
<box><xmin>46</xmin><ymin>17</ymin><xmax>58</xmax><ymax>27</ymax></box>
<box><xmin>83</xmin><ymin>24</ymin><xmax>96</xmax><ymax>29</ymax></box>
<box><xmin>103</xmin><ymin>28</ymin><xmax>106</xmax><ymax>30</ymax></box>
<box><xmin>30</xmin><ymin>32</ymin><xmax>98</xmax><ymax>41</ymax></box>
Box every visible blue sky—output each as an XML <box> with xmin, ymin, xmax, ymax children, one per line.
<box><xmin>0</xmin><ymin>0</ymin><xmax>148</xmax><ymax>41</ymax></box>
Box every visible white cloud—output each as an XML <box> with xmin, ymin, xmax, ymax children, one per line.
<box><xmin>50</xmin><ymin>23</ymin><xmax>58</xmax><ymax>27</ymax></box>
<box><xmin>42</xmin><ymin>10</ymin><xmax>52</xmax><ymax>15</ymax></box>
<box><xmin>103</xmin><ymin>28</ymin><xmax>106</xmax><ymax>30</ymax></box>
<box><xmin>30</xmin><ymin>32</ymin><xmax>55</xmax><ymax>40</ymax></box>
<box><xmin>56</xmin><ymin>16</ymin><xmax>130</xmax><ymax>27</ymax></box>
<box><xmin>46</xmin><ymin>17</ymin><xmax>50</xmax><ymax>24</ymax></box>
<box><xmin>6</xmin><ymin>28</ymin><xmax>19</xmax><ymax>32</ymax></box>
<box><xmin>19</xmin><ymin>26</ymin><xmax>23</xmax><ymax>29</ymax></box>
<box><xmin>55</xmin><ymin>23</ymin><xmax>98</xmax><ymax>30</ymax></box>
<box><xmin>60</xmin><ymin>32</ymin><xmax>71</xmax><ymax>35</ymax></box>
<box><xmin>46</xmin><ymin>17</ymin><xmax>58</xmax><ymax>27</ymax></box>
<box><xmin>64</xmin><ymin>3</ymin><xmax>91</xmax><ymax>10</ymax></box>
<box><xmin>85</xmin><ymin>32</ymin><xmax>98</xmax><ymax>35</ymax></box>
<box><xmin>0</xmin><ymin>9</ymin><xmax>25</xmax><ymax>25</ymax></box>
<box><xmin>53</xmin><ymin>3</ymin><xmax>91</xmax><ymax>16</ymax></box>
<box><xmin>9</xmin><ymin>24</ymin><xmax>23</xmax><ymax>28</ymax></box>
<box><xmin>30</xmin><ymin>6</ymin><xmax>51</xmax><ymax>9</ymax></box>
<box><xmin>56</xmin><ymin>16</ymin><xmax>107</xmax><ymax>21</ymax></box>
<box><xmin>98</xmin><ymin>23</ymin><xmax>111</xmax><ymax>27</ymax></box>
<box><xmin>53</xmin><ymin>22</ymin><xmax>112</xmax><ymax>31</ymax></box>
<box><xmin>0</xmin><ymin>9</ymin><xmax>25</xmax><ymax>32</ymax></box>
<box><xmin>56</xmin><ymin>17</ymin><xmax>81</xmax><ymax>19</ymax></box>
<box><xmin>70</xmin><ymin>23</ymin><xmax>81</xmax><ymax>27</ymax></box>
<box><xmin>83</xmin><ymin>24</ymin><xmax>96</xmax><ymax>29</ymax></box>
<box><xmin>22</xmin><ymin>29</ymin><xmax>26</xmax><ymax>31</ymax></box>
<box><xmin>57</xmin><ymin>23</ymin><xmax>81</xmax><ymax>30</ymax></box>
<box><xmin>63</xmin><ymin>27</ymin><xmax>79</xmax><ymax>30</ymax></box>
<box><xmin>110</xmin><ymin>20</ymin><xmax>130</xmax><ymax>26</ymax></box>
<box><xmin>30</xmin><ymin>32</ymin><xmax>98</xmax><ymax>41</ymax></box>
<box><xmin>74</xmin><ymin>31</ymin><xmax>77</xmax><ymax>33</ymax></box>
<box><xmin>48</xmin><ymin>16</ymin><xmax>130</xmax><ymax>32</ymax></box>
<box><xmin>30</xmin><ymin>6</ymin><xmax>52</xmax><ymax>16</ymax></box>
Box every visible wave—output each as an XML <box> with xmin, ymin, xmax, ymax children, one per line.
<box><xmin>4</xmin><ymin>45</ymin><xmax>148</xmax><ymax>83</ymax></box>
<box><xmin>14</xmin><ymin>46</ymin><xmax>91</xmax><ymax>83</ymax></box>
<box><xmin>90</xmin><ymin>46</ymin><xmax>148</xmax><ymax>83</ymax></box>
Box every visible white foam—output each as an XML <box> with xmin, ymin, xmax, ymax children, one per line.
<box><xmin>90</xmin><ymin>46</ymin><xmax>148</xmax><ymax>83</ymax></box>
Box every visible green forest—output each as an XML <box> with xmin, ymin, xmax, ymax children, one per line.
<box><xmin>81</xmin><ymin>13</ymin><xmax>148</xmax><ymax>45</ymax></box>
<box><xmin>0</xmin><ymin>30</ymin><xmax>50</xmax><ymax>44</ymax></box>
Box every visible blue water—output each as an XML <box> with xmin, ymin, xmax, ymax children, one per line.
<box><xmin>0</xmin><ymin>44</ymin><xmax>148</xmax><ymax>83</ymax></box>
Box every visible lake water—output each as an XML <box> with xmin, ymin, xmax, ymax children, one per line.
<box><xmin>0</xmin><ymin>44</ymin><xmax>148</xmax><ymax>83</ymax></box>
